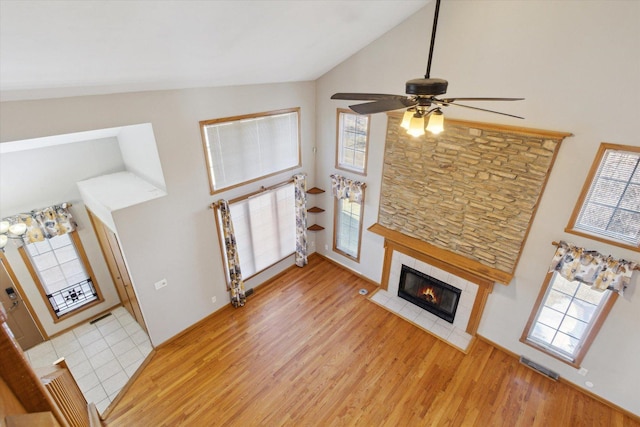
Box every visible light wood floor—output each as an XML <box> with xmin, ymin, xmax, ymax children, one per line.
<box><xmin>104</xmin><ymin>256</ymin><xmax>639</xmax><ymax>426</ymax></box>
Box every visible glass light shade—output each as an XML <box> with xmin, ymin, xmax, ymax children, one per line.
<box><xmin>400</xmin><ymin>110</ymin><xmax>414</xmax><ymax>129</ymax></box>
<box><xmin>0</xmin><ymin>234</ymin><xmax>7</xmax><ymax>249</ymax></box>
<box><xmin>426</xmin><ymin>111</ymin><xmax>444</xmax><ymax>134</ymax></box>
<box><xmin>0</xmin><ymin>220</ymin><xmax>9</xmax><ymax>234</ymax></box>
<box><xmin>407</xmin><ymin>115</ymin><xmax>425</xmax><ymax>137</ymax></box>
<box><xmin>8</xmin><ymin>222</ymin><xmax>27</xmax><ymax>236</ymax></box>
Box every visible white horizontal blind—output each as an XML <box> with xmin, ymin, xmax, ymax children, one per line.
<box><xmin>204</xmin><ymin>110</ymin><xmax>300</xmax><ymax>192</ymax></box>
<box><xmin>230</xmin><ymin>183</ymin><xmax>295</xmax><ymax>278</ymax></box>
<box><xmin>576</xmin><ymin>149</ymin><xmax>640</xmax><ymax>246</ymax></box>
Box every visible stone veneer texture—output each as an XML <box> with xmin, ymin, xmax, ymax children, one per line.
<box><xmin>379</xmin><ymin>114</ymin><xmax>566</xmax><ymax>275</ymax></box>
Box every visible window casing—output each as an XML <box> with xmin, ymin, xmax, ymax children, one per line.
<box><xmin>200</xmin><ymin>108</ymin><xmax>301</xmax><ymax>194</ymax></box>
<box><xmin>333</xmin><ymin>194</ymin><xmax>365</xmax><ymax>262</ymax></box>
<box><xmin>566</xmin><ymin>143</ymin><xmax>640</xmax><ymax>251</ymax></box>
<box><xmin>521</xmin><ymin>271</ymin><xmax>616</xmax><ymax>367</ymax></box>
<box><xmin>217</xmin><ymin>183</ymin><xmax>296</xmax><ymax>280</ymax></box>
<box><xmin>335</xmin><ymin>109</ymin><xmax>369</xmax><ymax>175</ymax></box>
<box><xmin>19</xmin><ymin>232</ymin><xmax>103</xmax><ymax>322</ymax></box>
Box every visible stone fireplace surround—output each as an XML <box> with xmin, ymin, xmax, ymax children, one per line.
<box><xmin>369</xmin><ymin>223</ymin><xmax>497</xmax><ymax>353</ymax></box>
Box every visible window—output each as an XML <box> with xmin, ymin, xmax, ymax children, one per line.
<box><xmin>333</xmin><ymin>195</ymin><xmax>365</xmax><ymax>262</ymax></box>
<box><xmin>200</xmin><ymin>108</ymin><xmax>301</xmax><ymax>194</ymax></box>
<box><xmin>566</xmin><ymin>143</ymin><xmax>640</xmax><ymax>251</ymax></box>
<box><xmin>218</xmin><ymin>183</ymin><xmax>295</xmax><ymax>279</ymax></box>
<box><xmin>336</xmin><ymin>109</ymin><xmax>369</xmax><ymax>175</ymax></box>
<box><xmin>521</xmin><ymin>271</ymin><xmax>616</xmax><ymax>367</ymax></box>
<box><xmin>19</xmin><ymin>232</ymin><xmax>103</xmax><ymax>321</ymax></box>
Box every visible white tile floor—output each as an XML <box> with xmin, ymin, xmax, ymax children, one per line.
<box><xmin>25</xmin><ymin>307</ymin><xmax>152</xmax><ymax>414</ymax></box>
<box><xmin>370</xmin><ymin>288</ymin><xmax>473</xmax><ymax>352</ymax></box>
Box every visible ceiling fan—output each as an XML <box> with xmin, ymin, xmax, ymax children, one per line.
<box><xmin>331</xmin><ymin>0</ymin><xmax>524</xmax><ymax>137</ymax></box>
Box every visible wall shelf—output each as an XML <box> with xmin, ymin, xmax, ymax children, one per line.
<box><xmin>306</xmin><ymin>187</ymin><xmax>325</xmax><ymax>195</ymax></box>
<box><xmin>306</xmin><ymin>187</ymin><xmax>325</xmax><ymax>231</ymax></box>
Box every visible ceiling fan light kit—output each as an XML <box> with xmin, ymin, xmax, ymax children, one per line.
<box><xmin>331</xmin><ymin>0</ymin><xmax>523</xmax><ymax>137</ymax></box>
<box><xmin>402</xmin><ymin>108</ymin><xmax>444</xmax><ymax>137</ymax></box>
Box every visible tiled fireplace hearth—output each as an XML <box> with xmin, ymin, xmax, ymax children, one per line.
<box><xmin>369</xmin><ymin>224</ymin><xmax>500</xmax><ymax>353</ymax></box>
<box><xmin>371</xmin><ymin>250</ymin><xmax>479</xmax><ymax>351</ymax></box>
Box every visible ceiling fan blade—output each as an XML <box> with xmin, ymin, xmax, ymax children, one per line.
<box><xmin>331</xmin><ymin>93</ymin><xmax>406</xmax><ymax>101</ymax></box>
<box><xmin>439</xmin><ymin>97</ymin><xmax>524</xmax><ymax>103</ymax></box>
<box><xmin>443</xmin><ymin>102</ymin><xmax>524</xmax><ymax>119</ymax></box>
<box><xmin>349</xmin><ymin>98</ymin><xmax>417</xmax><ymax>115</ymax></box>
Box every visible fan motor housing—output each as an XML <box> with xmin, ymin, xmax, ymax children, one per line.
<box><xmin>406</xmin><ymin>78</ymin><xmax>448</xmax><ymax>96</ymax></box>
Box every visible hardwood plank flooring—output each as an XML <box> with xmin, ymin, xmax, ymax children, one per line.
<box><xmin>104</xmin><ymin>256</ymin><xmax>639</xmax><ymax>426</ymax></box>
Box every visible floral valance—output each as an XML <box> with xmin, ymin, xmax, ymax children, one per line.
<box><xmin>549</xmin><ymin>241</ymin><xmax>638</xmax><ymax>295</ymax></box>
<box><xmin>1</xmin><ymin>203</ymin><xmax>77</xmax><ymax>244</ymax></box>
<box><xmin>330</xmin><ymin>174</ymin><xmax>366</xmax><ymax>203</ymax></box>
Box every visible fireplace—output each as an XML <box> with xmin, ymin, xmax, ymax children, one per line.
<box><xmin>398</xmin><ymin>264</ymin><xmax>461</xmax><ymax>323</ymax></box>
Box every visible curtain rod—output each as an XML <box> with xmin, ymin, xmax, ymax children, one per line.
<box><xmin>551</xmin><ymin>241</ymin><xmax>639</xmax><ymax>270</ymax></box>
<box><xmin>210</xmin><ymin>178</ymin><xmax>296</xmax><ymax>209</ymax></box>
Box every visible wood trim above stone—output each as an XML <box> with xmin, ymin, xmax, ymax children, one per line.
<box><xmin>369</xmin><ymin>223</ymin><xmax>512</xmax><ymax>285</ymax></box>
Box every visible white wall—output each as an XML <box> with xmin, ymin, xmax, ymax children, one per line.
<box><xmin>0</xmin><ymin>82</ymin><xmax>317</xmax><ymax>346</ymax></box>
<box><xmin>316</xmin><ymin>1</ymin><xmax>640</xmax><ymax>415</ymax></box>
<box><xmin>117</xmin><ymin>124</ymin><xmax>166</xmax><ymax>191</ymax></box>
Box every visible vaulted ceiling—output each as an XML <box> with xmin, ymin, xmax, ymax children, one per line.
<box><xmin>0</xmin><ymin>0</ymin><xmax>428</xmax><ymax>101</ymax></box>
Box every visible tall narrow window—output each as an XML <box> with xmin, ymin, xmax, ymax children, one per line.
<box><xmin>566</xmin><ymin>143</ymin><xmax>640</xmax><ymax>250</ymax></box>
<box><xmin>336</xmin><ymin>109</ymin><xmax>369</xmax><ymax>175</ymax></box>
<box><xmin>200</xmin><ymin>108</ymin><xmax>301</xmax><ymax>194</ymax></box>
<box><xmin>20</xmin><ymin>232</ymin><xmax>103</xmax><ymax>321</ymax></box>
<box><xmin>334</xmin><ymin>197</ymin><xmax>364</xmax><ymax>261</ymax></box>
<box><xmin>521</xmin><ymin>271</ymin><xmax>614</xmax><ymax>366</ymax></box>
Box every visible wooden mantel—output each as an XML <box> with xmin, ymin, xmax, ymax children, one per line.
<box><xmin>368</xmin><ymin>223</ymin><xmax>504</xmax><ymax>336</ymax></box>
<box><xmin>368</xmin><ymin>223</ymin><xmax>513</xmax><ymax>285</ymax></box>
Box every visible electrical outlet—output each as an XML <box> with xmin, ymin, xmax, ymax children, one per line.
<box><xmin>578</xmin><ymin>367</ymin><xmax>588</xmax><ymax>376</ymax></box>
<box><xmin>211</xmin><ymin>296</ymin><xmax>217</xmax><ymax>304</ymax></box>
<box><xmin>324</xmin><ymin>244</ymin><xmax>329</xmax><ymax>251</ymax></box>
<box><xmin>154</xmin><ymin>279</ymin><xmax>167</xmax><ymax>290</ymax></box>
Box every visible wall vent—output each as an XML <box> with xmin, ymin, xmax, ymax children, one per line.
<box><xmin>519</xmin><ymin>356</ymin><xmax>559</xmax><ymax>381</ymax></box>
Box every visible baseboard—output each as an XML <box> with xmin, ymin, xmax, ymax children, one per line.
<box><xmin>476</xmin><ymin>335</ymin><xmax>640</xmax><ymax>422</ymax></box>
<box><xmin>156</xmin><ymin>256</ymin><xmax>319</xmax><ymax>349</ymax></box>
<box><xmin>315</xmin><ymin>253</ymin><xmax>381</xmax><ymax>287</ymax></box>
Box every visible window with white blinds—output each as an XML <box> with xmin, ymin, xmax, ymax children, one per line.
<box><xmin>228</xmin><ymin>183</ymin><xmax>296</xmax><ymax>278</ymax></box>
<box><xmin>201</xmin><ymin>108</ymin><xmax>301</xmax><ymax>194</ymax></box>
<box><xmin>568</xmin><ymin>144</ymin><xmax>640</xmax><ymax>249</ymax></box>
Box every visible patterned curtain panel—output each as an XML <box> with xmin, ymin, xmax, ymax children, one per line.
<box><xmin>293</xmin><ymin>174</ymin><xmax>308</xmax><ymax>267</ymax></box>
<box><xmin>218</xmin><ymin>199</ymin><xmax>246</xmax><ymax>308</ymax></box>
<box><xmin>2</xmin><ymin>203</ymin><xmax>77</xmax><ymax>244</ymax></box>
<box><xmin>330</xmin><ymin>174</ymin><xmax>365</xmax><ymax>203</ymax></box>
<box><xmin>549</xmin><ymin>241</ymin><xmax>638</xmax><ymax>295</ymax></box>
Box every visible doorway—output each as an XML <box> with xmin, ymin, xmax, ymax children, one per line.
<box><xmin>0</xmin><ymin>252</ymin><xmax>45</xmax><ymax>350</ymax></box>
<box><xmin>86</xmin><ymin>209</ymin><xmax>147</xmax><ymax>333</ymax></box>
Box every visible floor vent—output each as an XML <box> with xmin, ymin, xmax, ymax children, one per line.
<box><xmin>89</xmin><ymin>312</ymin><xmax>112</xmax><ymax>324</ymax></box>
<box><xmin>245</xmin><ymin>288</ymin><xmax>254</xmax><ymax>297</ymax></box>
<box><xmin>519</xmin><ymin>356</ymin><xmax>559</xmax><ymax>381</ymax></box>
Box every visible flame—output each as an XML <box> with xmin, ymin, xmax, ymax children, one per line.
<box><xmin>421</xmin><ymin>286</ymin><xmax>438</xmax><ymax>304</ymax></box>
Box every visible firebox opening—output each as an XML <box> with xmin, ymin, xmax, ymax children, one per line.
<box><xmin>398</xmin><ymin>264</ymin><xmax>461</xmax><ymax>323</ymax></box>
